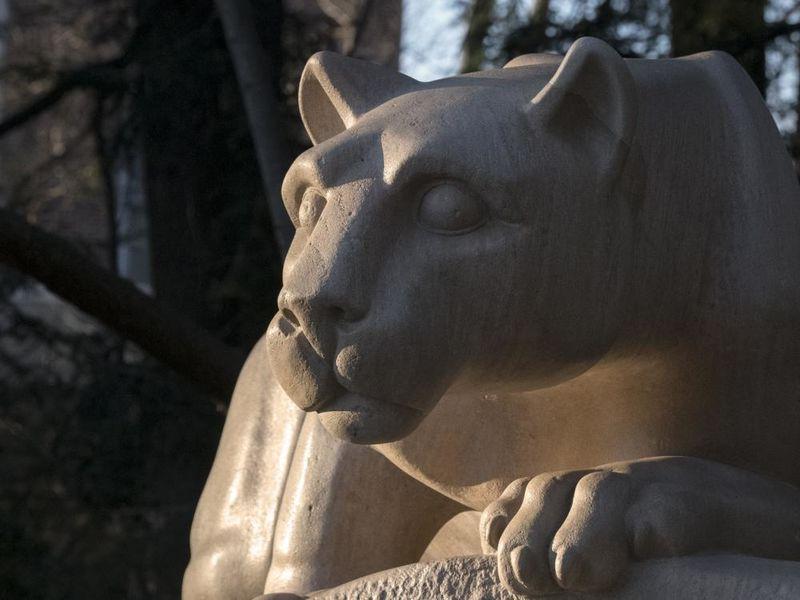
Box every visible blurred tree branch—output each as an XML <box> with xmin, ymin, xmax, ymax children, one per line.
<box><xmin>763</xmin><ymin>19</ymin><xmax>800</xmax><ymax>43</ymax></box>
<box><xmin>0</xmin><ymin>61</ymin><xmax>128</xmax><ymax>137</ymax></box>
<box><xmin>0</xmin><ymin>2</ymin><xmax>159</xmax><ymax>137</ymax></box>
<box><xmin>0</xmin><ymin>208</ymin><xmax>246</xmax><ymax>397</ymax></box>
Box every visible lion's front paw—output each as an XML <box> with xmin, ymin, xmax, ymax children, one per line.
<box><xmin>481</xmin><ymin>470</ymin><xmax>631</xmax><ymax>595</ymax></box>
<box><xmin>480</xmin><ymin>457</ymin><xmax>800</xmax><ymax>597</ymax></box>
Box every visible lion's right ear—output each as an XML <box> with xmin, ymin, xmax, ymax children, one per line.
<box><xmin>528</xmin><ymin>38</ymin><xmax>637</xmax><ymax>185</ymax></box>
<box><xmin>299</xmin><ymin>52</ymin><xmax>418</xmax><ymax>145</ymax></box>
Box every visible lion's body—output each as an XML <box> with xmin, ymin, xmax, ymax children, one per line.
<box><xmin>185</xmin><ymin>47</ymin><xmax>800</xmax><ymax>599</ymax></box>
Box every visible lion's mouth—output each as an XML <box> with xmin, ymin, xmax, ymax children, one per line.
<box><xmin>267</xmin><ymin>311</ymin><xmax>429</xmax><ymax>443</ymax></box>
<box><xmin>268</xmin><ymin>312</ymin><xmax>424</xmax><ymax>412</ymax></box>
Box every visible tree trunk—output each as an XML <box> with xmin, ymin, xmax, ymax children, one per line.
<box><xmin>348</xmin><ymin>0</ymin><xmax>403</xmax><ymax>68</ymax></box>
<box><xmin>215</xmin><ymin>0</ymin><xmax>295</xmax><ymax>255</ymax></box>
<box><xmin>461</xmin><ymin>0</ymin><xmax>495</xmax><ymax>73</ymax></box>
<box><xmin>136</xmin><ymin>0</ymin><xmax>283</xmax><ymax>347</ymax></box>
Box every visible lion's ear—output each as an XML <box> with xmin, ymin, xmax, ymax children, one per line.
<box><xmin>299</xmin><ymin>52</ymin><xmax>418</xmax><ymax>145</ymax></box>
<box><xmin>529</xmin><ymin>37</ymin><xmax>637</xmax><ymax>180</ymax></box>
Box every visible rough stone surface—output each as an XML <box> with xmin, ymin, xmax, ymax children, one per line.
<box><xmin>314</xmin><ymin>555</ymin><xmax>800</xmax><ymax>600</ymax></box>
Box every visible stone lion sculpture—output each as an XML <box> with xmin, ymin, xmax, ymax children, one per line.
<box><xmin>183</xmin><ymin>38</ymin><xmax>800</xmax><ymax>599</ymax></box>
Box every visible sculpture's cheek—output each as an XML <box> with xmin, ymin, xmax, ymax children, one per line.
<box><xmin>332</xmin><ymin>321</ymin><xmax>461</xmax><ymax>412</ymax></box>
<box><xmin>333</xmin><ymin>343</ymin><xmax>361</xmax><ymax>385</ymax></box>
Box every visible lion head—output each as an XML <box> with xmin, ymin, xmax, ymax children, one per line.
<box><xmin>266</xmin><ymin>38</ymin><xmax>640</xmax><ymax>444</ymax></box>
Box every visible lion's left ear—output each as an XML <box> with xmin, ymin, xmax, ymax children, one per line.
<box><xmin>529</xmin><ymin>37</ymin><xmax>637</xmax><ymax>181</ymax></box>
<box><xmin>299</xmin><ymin>52</ymin><xmax>418</xmax><ymax>145</ymax></box>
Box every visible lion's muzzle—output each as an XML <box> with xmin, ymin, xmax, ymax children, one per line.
<box><xmin>266</xmin><ymin>312</ymin><xmax>343</xmax><ymax>411</ymax></box>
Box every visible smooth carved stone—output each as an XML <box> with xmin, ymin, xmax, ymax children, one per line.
<box><xmin>312</xmin><ymin>555</ymin><xmax>800</xmax><ymax>600</ymax></box>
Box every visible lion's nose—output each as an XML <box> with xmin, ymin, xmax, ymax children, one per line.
<box><xmin>278</xmin><ymin>288</ymin><xmax>366</xmax><ymax>331</ymax></box>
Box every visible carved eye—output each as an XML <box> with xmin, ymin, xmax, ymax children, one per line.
<box><xmin>417</xmin><ymin>183</ymin><xmax>485</xmax><ymax>234</ymax></box>
<box><xmin>298</xmin><ymin>189</ymin><xmax>327</xmax><ymax>228</ymax></box>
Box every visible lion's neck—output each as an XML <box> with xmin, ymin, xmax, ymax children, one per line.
<box><xmin>377</xmin><ymin>336</ymin><xmax>800</xmax><ymax>510</ymax></box>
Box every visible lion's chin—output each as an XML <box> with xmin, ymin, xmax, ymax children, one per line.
<box><xmin>317</xmin><ymin>392</ymin><xmax>426</xmax><ymax>444</ymax></box>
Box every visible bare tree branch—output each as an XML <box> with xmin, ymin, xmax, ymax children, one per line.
<box><xmin>0</xmin><ymin>207</ymin><xmax>247</xmax><ymax>397</ymax></box>
<box><xmin>0</xmin><ymin>4</ymin><xmax>158</xmax><ymax>139</ymax></box>
<box><xmin>764</xmin><ymin>19</ymin><xmax>800</xmax><ymax>43</ymax></box>
<box><xmin>0</xmin><ymin>63</ymin><xmax>127</xmax><ymax>137</ymax></box>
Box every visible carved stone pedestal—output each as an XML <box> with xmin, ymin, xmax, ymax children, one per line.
<box><xmin>314</xmin><ymin>555</ymin><xmax>800</xmax><ymax>600</ymax></box>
